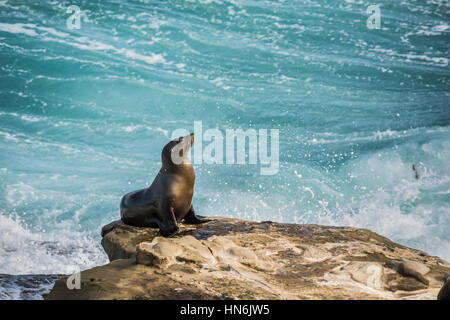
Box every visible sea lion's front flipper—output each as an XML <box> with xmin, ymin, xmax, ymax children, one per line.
<box><xmin>183</xmin><ymin>205</ymin><xmax>211</xmax><ymax>224</ymax></box>
<box><xmin>158</xmin><ymin>206</ymin><xmax>179</xmax><ymax>237</ymax></box>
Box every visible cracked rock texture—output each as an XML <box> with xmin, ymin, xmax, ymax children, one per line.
<box><xmin>44</xmin><ymin>217</ymin><xmax>449</xmax><ymax>300</ymax></box>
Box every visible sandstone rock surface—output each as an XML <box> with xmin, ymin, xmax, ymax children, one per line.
<box><xmin>45</xmin><ymin>217</ymin><xmax>449</xmax><ymax>300</ymax></box>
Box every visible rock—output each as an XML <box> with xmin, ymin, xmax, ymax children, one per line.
<box><xmin>350</xmin><ymin>263</ymin><xmax>384</xmax><ymax>289</ymax></box>
<box><xmin>44</xmin><ymin>217</ymin><xmax>450</xmax><ymax>300</ymax></box>
<box><xmin>400</xmin><ymin>260</ymin><xmax>430</xmax><ymax>275</ymax></box>
<box><xmin>302</xmin><ymin>245</ymin><xmax>330</xmax><ymax>262</ymax></box>
<box><xmin>136</xmin><ymin>236</ymin><xmax>215</xmax><ymax>267</ymax></box>
<box><xmin>397</xmin><ymin>260</ymin><xmax>430</xmax><ymax>285</ymax></box>
<box><xmin>101</xmin><ymin>219</ymin><xmax>122</xmax><ymax>237</ymax></box>
<box><xmin>101</xmin><ymin>221</ymin><xmax>159</xmax><ymax>261</ymax></box>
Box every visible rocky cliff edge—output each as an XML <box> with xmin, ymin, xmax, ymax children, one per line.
<box><xmin>44</xmin><ymin>217</ymin><xmax>450</xmax><ymax>300</ymax></box>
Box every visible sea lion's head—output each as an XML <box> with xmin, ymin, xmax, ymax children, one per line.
<box><xmin>162</xmin><ymin>133</ymin><xmax>195</xmax><ymax>168</ymax></box>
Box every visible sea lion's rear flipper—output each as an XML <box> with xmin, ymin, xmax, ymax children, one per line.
<box><xmin>158</xmin><ymin>206</ymin><xmax>179</xmax><ymax>237</ymax></box>
<box><xmin>183</xmin><ymin>205</ymin><xmax>211</xmax><ymax>224</ymax></box>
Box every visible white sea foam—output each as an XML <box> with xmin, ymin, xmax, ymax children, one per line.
<box><xmin>120</xmin><ymin>125</ymin><xmax>169</xmax><ymax>137</ymax></box>
<box><xmin>371</xmin><ymin>47</ymin><xmax>449</xmax><ymax>66</ymax></box>
<box><xmin>0</xmin><ymin>214</ymin><xmax>107</xmax><ymax>275</ymax></box>
<box><xmin>316</xmin><ymin>142</ymin><xmax>450</xmax><ymax>260</ymax></box>
<box><xmin>307</xmin><ymin>126</ymin><xmax>449</xmax><ymax>145</ymax></box>
<box><xmin>0</xmin><ymin>23</ymin><xmax>37</xmax><ymax>36</ymax></box>
<box><xmin>0</xmin><ymin>22</ymin><xmax>170</xmax><ymax>68</ymax></box>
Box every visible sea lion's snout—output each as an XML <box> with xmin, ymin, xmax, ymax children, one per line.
<box><xmin>186</xmin><ymin>133</ymin><xmax>194</xmax><ymax>148</ymax></box>
<box><xmin>163</xmin><ymin>133</ymin><xmax>195</xmax><ymax>166</ymax></box>
<box><xmin>178</xmin><ymin>133</ymin><xmax>194</xmax><ymax>150</ymax></box>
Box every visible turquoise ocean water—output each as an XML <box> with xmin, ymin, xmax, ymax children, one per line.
<box><xmin>0</xmin><ymin>0</ymin><xmax>449</xmax><ymax>298</ymax></box>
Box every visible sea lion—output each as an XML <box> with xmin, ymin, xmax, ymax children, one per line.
<box><xmin>120</xmin><ymin>133</ymin><xmax>210</xmax><ymax>237</ymax></box>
